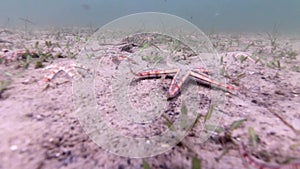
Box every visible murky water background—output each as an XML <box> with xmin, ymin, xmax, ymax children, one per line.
<box><xmin>0</xmin><ymin>0</ymin><xmax>299</xmax><ymax>33</ymax></box>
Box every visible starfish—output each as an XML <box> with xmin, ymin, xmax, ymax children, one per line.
<box><xmin>0</xmin><ymin>49</ymin><xmax>29</xmax><ymax>64</ymax></box>
<box><xmin>42</xmin><ymin>61</ymin><xmax>90</xmax><ymax>82</ymax></box>
<box><xmin>132</xmin><ymin>56</ymin><xmax>238</xmax><ymax>98</ymax></box>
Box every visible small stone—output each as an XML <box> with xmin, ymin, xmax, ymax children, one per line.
<box><xmin>55</xmin><ymin>152</ymin><xmax>61</xmax><ymax>157</ymax></box>
<box><xmin>36</xmin><ymin>114</ymin><xmax>44</xmax><ymax>121</ymax></box>
<box><xmin>10</xmin><ymin>145</ymin><xmax>18</xmax><ymax>151</ymax></box>
<box><xmin>49</xmin><ymin>138</ymin><xmax>54</xmax><ymax>142</ymax></box>
<box><xmin>22</xmin><ymin>79</ymin><xmax>30</xmax><ymax>84</ymax></box>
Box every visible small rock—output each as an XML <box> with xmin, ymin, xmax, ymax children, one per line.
<box><xmin>36</xmin><ymin>114</ymin><xmax>44</xmax><ymax>121</ymax></box>
<box><xmin>22</xmin><ymin>79</ymin><xmax>31</xmax><ymax>84</ymax></box>
<box><xmin>55</xmin><ymin>152</ymin><xmax>61</xmax><ymax>157</ymax></box>
<box><xmin>10</xmin><ymin>145</ymin><xmax>18</xmax><ymax>151</ymax></box>
<box><xmin>291</xmin><ymin>90</ymin><xmax>299</xmax><ymax>95</ymax></box>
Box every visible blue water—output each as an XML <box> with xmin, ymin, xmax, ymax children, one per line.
<box><xmin>0</xmin><ymin>0</ymin><xmax>299</xmax><ymax>33</ymax></box>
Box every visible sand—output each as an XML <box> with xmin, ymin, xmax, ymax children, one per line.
<box><xmin>0</xmin><ymin>27</ymin><xmax>300</xmax><ymax>169</ymax></box>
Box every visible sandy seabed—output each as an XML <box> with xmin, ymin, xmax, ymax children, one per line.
<box><xmin>0</xmin><ymin>27</ymin><xmax>300</xmax><ymax>169</ymax></box>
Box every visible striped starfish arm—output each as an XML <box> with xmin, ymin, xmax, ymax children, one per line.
<box><xmin>132</xmin><ymin>68</ymin><xmax>178</xmax><ymax>77</ymax></box>
<box><xmin>167</xmin><ymin>70</ymin><xmax>190</xmax><ymax>98</ymax></box>
<box><xmin>190</xmin><ymin>70</ymin><xmax>237</xmax><ymax>92</ymax></box>
<box><xmin>111</xmin><ymin>55</ymin><xmax>137</xmax><ymax>65</ymax></box>
<box><xmin>43</xmin><ymin>63</ymin><xmax>90</xmax><ymax>82</ymax></box>
<box><xmin>192</xmin><ymin>67</ymin><xmax>211</xmax><ymax>75</ymax></box>
<box><xmin>1</xmin><ymin>49</ymin><xmax>26</xmax><ymax>63</ymax></box>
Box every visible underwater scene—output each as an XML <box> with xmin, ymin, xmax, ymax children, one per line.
<box><xmin>0</xmin><ymin>1</ymin><xmax>300</xmax><ymax>169</ymax></box>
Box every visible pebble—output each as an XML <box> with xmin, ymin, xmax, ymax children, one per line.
<box><xmin>21</xmin><ymin>79</ymin><xmax>31</xmax><ymax>84</ymax></box>
<box><xmin>10</xmin><ymin>145</ymin><xmax>18</xmax><ymax>151</ymax></box>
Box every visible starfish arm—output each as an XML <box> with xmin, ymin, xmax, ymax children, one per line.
<box><xmin>43</xmin><ymin>63</ymin><xmax>89</xmax><ymax>82</ymax></box>
<box><xmin>190</xmin><ymin>70</ymin><xmax>237</xmax><ymax>92</ymax></box>
<box><xmin>44</xmin><ymin>68</ymin><xmax>67</xmax><ymax>82</ymax></box>
<box><xmin>167</xmin><ymin>70</ymin><xmax>190</xmax><ymax>98</ymax></box>
<box><xmin>132</xmin><ymin>68</ymin><xmax>178</xmax><ymax>77</ymax></box>
<box><xmin>192</xmin><ymin>67</ymin><xmax>211</xmax><ymax>75</ymax></box>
